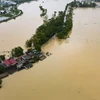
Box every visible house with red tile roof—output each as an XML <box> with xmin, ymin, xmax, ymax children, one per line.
<box><xmin>9</xmin><ymin>58</ymin><xmax>17</xmax><ymax>65</ymax></box>
<box><xmin>3</xmin><ymin>58</ymin><xmax>17</xmax><ymax>68</ymax></box>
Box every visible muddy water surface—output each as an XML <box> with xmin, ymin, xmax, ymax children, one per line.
<box><xmin>0</xmin><ymin>1</ymin><xmax>100</xmax><ymax>100</ymax></box>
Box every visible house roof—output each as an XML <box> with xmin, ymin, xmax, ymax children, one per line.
<box><xmin>9</xmin><ymin>58</ymin><xmax>17</xmax><ymax>65</ymax></box>
<box><xmin>3</xmin><ymin>60</ymin><xmax>11</xmax><ymax>67</ymax></box>
<box><xmin>22</xmin><ymin>55</ymin><xmax>32</xmax><ymax>60</ymax></box>
<box><xmin>28</xmin><ymin>52</ymin><xmax>34</xmax><ymax>56</ymax></box>
<box><xmin>18</xmin><ymin>60</ymin><xmax>25</xmax><ymax>65</ymax></box>
<box><xmin>3</xmin><ymin>58</ymin><xmax>17</xmax><ymax>67</ymax></box>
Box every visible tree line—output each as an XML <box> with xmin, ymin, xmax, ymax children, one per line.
<box><xmin>69</xmin><ymin>1</ymin><xmax>96</xmax><ymax>7</ymax></box>
<box><xmin>25</xmin><ymin>4</ymin><xmax>73</xmax><ymax>51</ymax></box>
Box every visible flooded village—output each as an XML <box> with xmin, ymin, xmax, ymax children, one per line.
<box><xmin>0</xmin><ymin>48</ymin><xmax>46</xmax><ymax>79</ymax></box>
<box><xmin>0</xmin><ymin>0</ymin><xmax>100</xmax><ymax>100</ymax></box>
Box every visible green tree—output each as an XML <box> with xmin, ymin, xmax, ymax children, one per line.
<box><xmin>25</xmin><ymin>39</ymin><xmax>32</xmax><ymax>48</ymax></box>
<box><xmin>0</xmin><ymin>66</ymin><xmax>6</xmax><ymax>74</ymax></box>
<box><xmin>0</xmin><ymin>55</ymin><xmax>5</xmax><ymax>61</ymax></box>
<box><xmin>11</xmin><ymin>46</ymin><xmax>23</xmax><ymax>57</ymax></box>
<box><xmin>39</xmin><ymin>6</ymin><xmax>47</xmax><ymax>17</ymax></box>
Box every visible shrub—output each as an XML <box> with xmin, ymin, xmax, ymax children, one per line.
<box><xmin>0</xmin><ymin>66</ymin><xmax>6</xmax><ymax>74</ymax></box>
<box><xmin>11</xmin><ymin>46</ymin><xmax>23</xmax><ymax>57</ymax></box>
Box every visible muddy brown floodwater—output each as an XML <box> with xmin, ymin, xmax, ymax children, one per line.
<box><xmin>0</xmin><ymin>0</ymin><xmax>100</xmax><ymax>100</ymax></box>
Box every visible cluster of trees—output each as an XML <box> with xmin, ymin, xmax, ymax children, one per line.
<box><xmin>25</xmin><ymin>39</ymin><xmax>33</xmax><ymax>48</ymax></box>
<box><xmin>11</xmin><ymin>0</ymin><xmax>35</xmax><ymax>4</ymax></box>
<box><xmin>26</xmin><ymin>11</ymin><xmax>64</xmax><ymax>50</ymax></box>
<box><xmin>39</xmin><ymin>6</ymin><xmax>47</xmax><ymax>17</ymax></box>
<box><xmin>57</xmin><ymin>5</ymin><xmax>73</xmax><ymax>38</ymax></box>
<box><xmin>26</xmin><ymin>5</ymin><xmax>71</xmax><ymax>51</ymax></box>
<box><xmin>69</xmin><ymin>1</ymin><xmax>96</xmax><ymax>7</ymax></box>
<box><xmin>11</xmin><ymin>46</ymin><xmax>23</xmax><ymax>57</ymax></box>
<box><xmin>95</xmin><ymin>0</ymin><xmax>100</xmax><ymax>2</ymax></box>
<box><xmin>79</xmin><ymin>2</ymin><xmax>96</xmax><ymax>7</ymax></box>
<box><xmin>0</xmin><ymin>5</ymin><xmax>23</xmax><ymax>21</ymax></box>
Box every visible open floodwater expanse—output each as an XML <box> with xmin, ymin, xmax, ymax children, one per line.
<box><xmin>0</xmin><ymin>0</ymin><xmax>100</xmax><ymax>100</ymax></box>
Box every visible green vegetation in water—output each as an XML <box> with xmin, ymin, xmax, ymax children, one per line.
<box><xmin>0</xmin><ymin>65</ymin><xmax>5</xmax><ymax>88</ymax></box>
<box><xmin>0</xmin><ymin>5</ymin><xmax>23</xmax><ymax>23</ymax></box>
<box><xmin>69</xmin><ymin>1</ymin><xmax>96</xmax><ymax>7</ymax></box>
<box><xmin>0</xmin><ymin>55</ymin><xmax>5</xmax><ymax>62</ymax></box>
<box><xmin>11</xmin><ymin>46</ymin><xmax>24</xmax><ymax>57</ymax></box>
<box><xmin>57</xmin><ymin>5</ymin><xmax>73</xmax><ymax>39</ymax></box>
<box><xmin>11</xmin><ymin>0</ymin><xmax>35</xmax><ymax>4</ymax></box>
<box><xmin>0</xmin><ymin>66</ymin><xmax>6</xmax><ymax>74</ymax></box>
<box><xmin>39</xmin><ymin>5</ymin><xmax>47</xmax><ymax>17</ymax></box>
<box><xmin>95</xmin><ymin>0</ymin><xmax>100</xmax><ymax>2</ymax></box>
<box><xmin>25</xmin><ymin>39</ymin><xmax>33</xmax><ymax>48</ymax></box>
<box><xmin>25</xmin><ymin>4</ymin><xmax>73</xmax><ymax>51</ymax></box>
<box><xmin>0</xmin><ymin>79</ymin><xmax>2</xmax><ymax>88</ymax></box>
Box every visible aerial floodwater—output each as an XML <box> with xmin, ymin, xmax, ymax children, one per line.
<box><xmin>0</xmin><ymin>0</ymin><xmax>100</xmax><ymax>100</ymax></box>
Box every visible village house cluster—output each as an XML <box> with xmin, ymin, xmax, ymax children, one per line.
<box><xmin>0</xmin><ymin>0</ymin><xmax>22</xmax><ymax>22</ymax></box>
<box><xmin>0</xmin><ymin>0</ymin><xmax>16</xmax><ymax>7</ymax></box>
<box><xmin>0</xmin><ymin>6</ymin><xmax>18</xmax><ymax>15</ymax></box>
<box><xmin>0</xmin><ymin>49</ymin><xmax>46</xmax><ymax>79</ymax></box>
<box><xmin>0</xmin><ymin>0</ymin><xmax>16</xmax><ymax>15</ymax></box>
